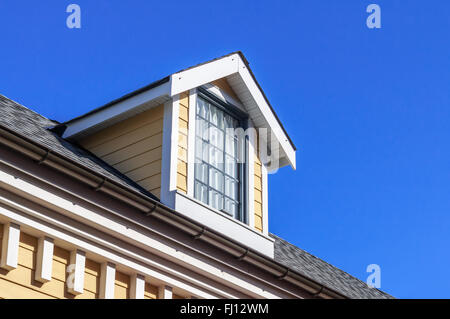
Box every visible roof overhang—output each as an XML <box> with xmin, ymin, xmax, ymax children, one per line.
<box><xmin>61</xmin><ymin>52</ymin><xmax>296</xmax><ymax>170</ymax></box>
<box><xmin>61</xmin><ymin>77</ymin><xmax>172</xmax><ymax>140</ymax></box>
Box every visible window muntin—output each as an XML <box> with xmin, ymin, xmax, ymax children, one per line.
<box><xmin>194</xmin><ymin>96</ymin><xmax>243</xmax><ymax>221</ymax></box>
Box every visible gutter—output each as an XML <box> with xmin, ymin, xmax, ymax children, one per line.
<box><xmin>0</xmin><ymin>126</ymin><xmax>345</xmax><ymax>299</ymax></box>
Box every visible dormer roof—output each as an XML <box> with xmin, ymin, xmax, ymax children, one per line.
<box><xmin>57</xmin><ymin>52</ymin><xmax>296</xmax><ymax>170</ymax></box>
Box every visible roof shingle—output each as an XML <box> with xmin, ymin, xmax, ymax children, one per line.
<box><xmin>0</xmin><ymin>94</ymin><xmax>159</xmax><ymax>201</ymax></box>
<box><xmin>271</xmin><ymin>234</ymin><xmax>393</xmax><ymax>299</ymax></box>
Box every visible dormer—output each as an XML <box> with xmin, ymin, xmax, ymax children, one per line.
<box><xmin>60</xmin><ymin>52</ymin><xmax>296</xmax><ymax>258</ymax></box>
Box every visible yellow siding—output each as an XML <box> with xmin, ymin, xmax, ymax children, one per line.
<box><xmin>0</xmin><ymin>229</ymin><xmax>173</xmax><ymax>300</ymax></box>
<box><xmin>79</xmin><ymin>105</ymin><xmax>164</xmax><ymax>198</ymax></box>
<box><xmin>144</xmin><ymin>283</ymin><xmax>158</xmax><ymax>299</ymax></box>
<box><xmin>114</xmin><ymin>271</ymin><xmax>130</xmax><ymax>299</ymax></box>
<box><xmin>177</xmin><ymin>92</ymin><xmax>189</xmax><ymax>193</ymax></box>
<box><xmin>84</xmin><ymin>259</ymin><xmax>100</xmax><ymax>297</ymax></box>
<box><xmin>254</xmin><ymin>134</ymin><xmax>263</xmax><ymax>233</ymax></box>
<box><xmin>0</xmin><ymin>223</ymin><xmax>3</xmax><ymax>258</ymax></box>
<box><xmin>173</xmin><ymin>294</ymin><xmax>184</xmax><ymax>299</ymax></box>
<box><xmin>0</xmin><ymin>230</ymin><xmax>100</xmax><ymax>299</ymax></box>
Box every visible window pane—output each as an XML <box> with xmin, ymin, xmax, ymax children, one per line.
<box><xmin>194</xmin><ymin>96</ymin><xmax>243</xmax><ymax>222</ymax></box>
<box><xmin>196</xmin><ymin>98</ymin><xmax>209</xmax><ymax>119</ymax></box>
<box><xmin>195</xmin><ymin>162</ymin><xmax>208</xmax><ymax>184</ymax></box>
<box><xmin>209</xmin><ymin>125</ymin><xmax>224</xmax><ymax>151</ymax></box>
<box><xmin>224</xmin><ymin>198</ymin><xmax>238</xmax><ymax>217</ymax></box>
<box><xmin>225</xmin><ymin>134</ymin><xmax>236</xmax><ymax>157</ymax></box>
<box><xmin>195</xmin><ymin>137</ymin><xmax>209</xmax><ymax>163</ymax></box>
<box><xmin>209</xmin><ymin>167</ymin><xmax>224</xmax><ymax>193</ymax></box>
<box><xmin>225</xmin><ymin>176</ymin><xmax>238</xmax><ymax>200</ymax></box>
<box><xmin>209</xmin><ymin>146</ymin><xmax>224</xmax><ymax>170</ymax></box>
<box><xmin>224</xmin><ymin>114</ymin><xmax>234</xmax><ymax>129</ymax></box>
<box><xmin>209</xmin><ymin>105</ymin><xmax>224</xmax><ymax>129</ymax></box>
<box><xmin>225</xmin><ymin>155</ymin><xmax>237</xmax><ymax>178</ymax></box>
<box><xmin>196</xmin><ymin>116</ymin><xmax>208</xmax><ymax>141</ymax></box>
<box><xmin>209</xmin><ymin>189</ymin><xmax>223</xmax><ymax>211</ymax></box>
<box><xmin>195</xmin><ymin>181</ymin><xmax>208</xmax><ymax>204</ymax></box>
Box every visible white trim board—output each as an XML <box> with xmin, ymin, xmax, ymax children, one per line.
<box><xmin>0</xmin><ymin>222</ymin><xmax>20</xmax><ymax>270</ymax></box>
<box><xmin>35</xmin><ymin>236</ymin><xmax>54</xmax><ymax>283</ymax></box>
<box><xmin>174</xmin><ymin>192</ymin><xmax>274</xmax><ymax>258</ymax></box>
<box><xmin>186</xmin><ymin>89</ymin><xmax>197</xmax><ymax>198</ymax></box>
<box><xmin>100</xmin><ymin>262</ymin><xmax>116</xmax><ymax>299</ymax></box>
<box><xmin>160</xmin><ymin>97</ymin><xmax>179</xmax><ymax>207</ymax></box>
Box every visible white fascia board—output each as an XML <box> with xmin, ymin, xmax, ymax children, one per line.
<box><xmin>174</xmin><ymin>192</ymin><xmax>274</xmax><ymax>258</ymax></box>
<box><xmin>170</xmin><ymin>54</ymin><xmax>240</xmax><ymax>97</ymax></box>
<box><xmin>63</xmin><ymin>81</ymin><xmax>171</xmax><ymax>139</ymax></box>
<box><xmin>169</xmin><ymin>53</ymin><xmax>296</xmax><ymax>170</ymax></box>
<box><xmin>236</xmin><ymin>58</ymin><xmax>296</xmax><ymax>170</ymax></box>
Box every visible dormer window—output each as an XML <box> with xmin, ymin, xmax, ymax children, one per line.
<box><xmin>70</xmin><ymin>52</ymin><xmax>297</xmax><ymax>258</ymax></box>
<box><xmin>194</xmin><ymin>94</ymin><xmax>246</xmax><ymax>222</ymax></box>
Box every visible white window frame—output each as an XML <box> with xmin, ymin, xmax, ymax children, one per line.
<box><xmin>187</xmin><ymin>87</ymin><xmax>254</xmax><ymax>226</ymax></box>
<box><xmin>191</xmin><ymin>94</ymin><xmax>245</xmax><ymax>222</ymax></box>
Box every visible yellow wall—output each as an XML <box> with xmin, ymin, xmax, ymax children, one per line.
<box><xmin>144</xmin><ymin>282</ymin><xmax>158</xmax><ymax>299</ymax></box>
<box><xmin>114</xmin><ymin>271</ymin><xmax>130</xmax><ymax>299</ymax></box>
<box><xmin>0</xmin><ymin>231</ymin><xmax>99</xmax><ymax>299</ymax></box>
<box><xmin>80</xmin><ymin>105</ymin><xmax>164</xmax><ymax>198</ymax></box>
<box><xmin>177</xmin><ymin>92</ymin><xmax>189</xmax><ymax>193</ymax></box>
<box><xmin>0</xmin><ymin>228</ymin><xmax>166</xmax><ymax>299</ymax></box>
<box><xmin>254</xmin><ymin>134</ymin><xmax>263</xmax><ymax>233</ymax></box>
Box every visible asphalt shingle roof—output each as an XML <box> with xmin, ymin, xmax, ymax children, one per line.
<box><xmin>271</xmin><ymin>234</ymin><xmax>393</xmax><ymax>299</ymax></box>
<box><xmin>0</xmin><ymin>94</ymin><xmax>159</xmax><ymax>201</ymax></box>
<box><xmin>0</xmin><ymin>94</ymin><xmax>393</xmax><ymax>299</ymax></box>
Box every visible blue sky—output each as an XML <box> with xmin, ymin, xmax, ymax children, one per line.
<box><xmin>1</xmin><ymin>0</ymin><xmax>449</xmax><ymax>298</ymax></box>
